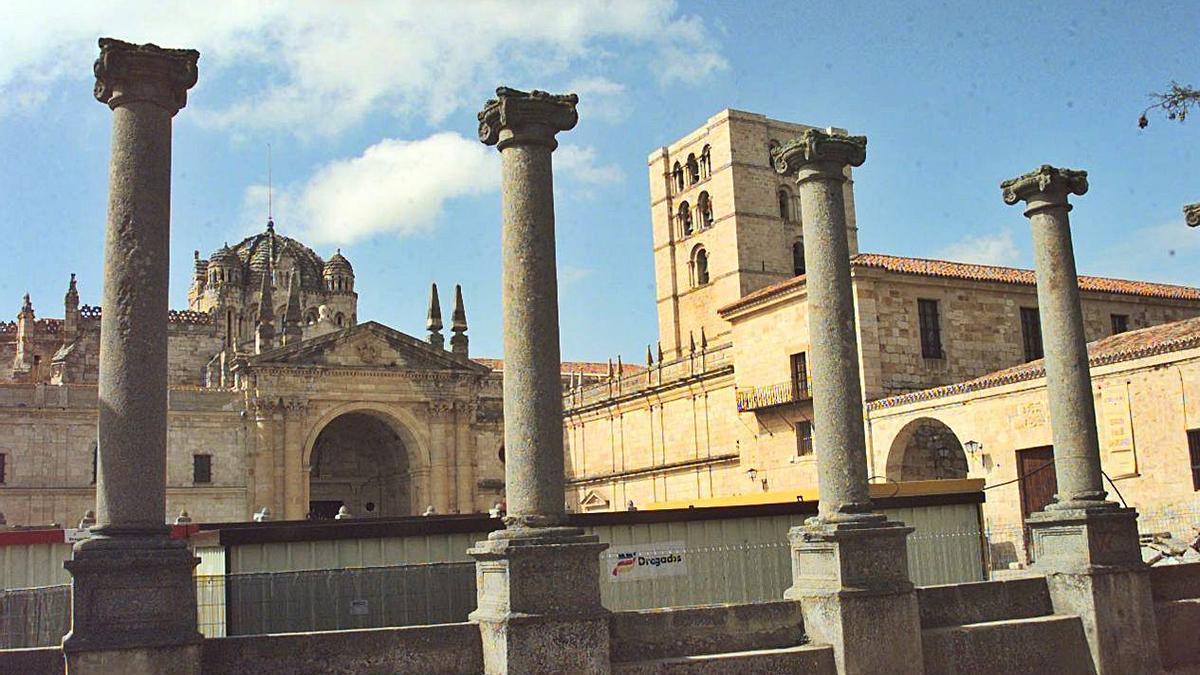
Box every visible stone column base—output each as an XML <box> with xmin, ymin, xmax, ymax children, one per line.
<box><xmin>63</xmin><ymin>534</ymin><xmax>202</xmax><ymax>664</ymax></box>
<box><xmin>65</xmin><ymin>643</ymin><xmax>201</xmax><ymax>675</ymax></box>
<box><xmin>784</xmin><ymin>519</ymin><xmax>922</xmax><ymax>675</ymax></box>
<box><xmin>469</xmin><ymin>527</ymin><xmax>610</xmax><ymax>675</ymax></box>
<box><xmin>1028</xmin><ymin>507</ymin><xmax>1161</xmax><ymax>674</ymax></box>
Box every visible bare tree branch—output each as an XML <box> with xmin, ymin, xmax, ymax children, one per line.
<box><xmin>1139</xmin><ymin>81</ymin><xmax>1200</xmax><ymax>127</ymax></box>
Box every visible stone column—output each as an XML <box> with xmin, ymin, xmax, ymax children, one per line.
<box><xmin>455</xmin><ymin>401</ymin><xmax>477</xmax><ymax>513</ymax></box>
<box><xmin>1002</xmin><ymin>165</ymin><xmax>1159</xmax><ymax>673</ymax></box>
<box><xmin>428</xmin><ymin>400</ymin><xmax>454</xmax><ymax>514</ymax></box>
<box><xmin>64</xmin><ymin>38</ymin><xmax>202</xmax><ymax>674</ymax></box>
<box><xmin>469</xmin><ymin>87</ymin><xmax>609</xmax><ymax>674</ymax></box>
<box><xmin>773</xmin><ymin>129</ymin><xmax>922</xmax><ymax>675</ymax></box>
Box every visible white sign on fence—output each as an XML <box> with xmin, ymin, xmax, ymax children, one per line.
<box><xmin>606</xmin><ymin>541</ymin><xmax>688</xmax><ymax>582</ymax></box>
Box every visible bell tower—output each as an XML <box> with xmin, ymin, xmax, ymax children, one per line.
<box><xmin>648</xmin><ymin>109</ymin><xmax>859</xmax><ymax>359</ymax></box>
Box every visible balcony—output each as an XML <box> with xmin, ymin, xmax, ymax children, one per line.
<box><xmin>735</xmin><ymin>380</ymin><xmax>811</xmax><ymax>412</ymax></box>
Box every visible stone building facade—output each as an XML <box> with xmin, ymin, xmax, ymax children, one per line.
<box><xmin>0</xmin><ymin>221</ymin><xmax>526</xmax><ymax>526</ymax></box>
<box><xmin>866</xmin><ymin>317</ymin><xmax>1200</xmax><ymax>565</ymax></box>
<box><xmin>563</xmin><ymin>109</ymin><xmax>1200</xmax><ymax>545</ymax></box>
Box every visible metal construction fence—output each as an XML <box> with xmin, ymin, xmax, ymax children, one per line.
<box><xmin>0</xmin><ymin>584</ymin><xmax>69</xmax><ymax>649</ymax></box>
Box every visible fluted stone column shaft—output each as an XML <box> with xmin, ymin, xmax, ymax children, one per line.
<box><xmin>1002</xmin><ymin>166</ymin><xmax>1109</xmax><ymax>509</ymax></box>
<box><xmin>774</xmin><ymin>132</ymin><xmax>874</xmax><ymax>522</ymax></box>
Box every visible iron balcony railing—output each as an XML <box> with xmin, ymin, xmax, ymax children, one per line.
<box><xmin>735</xmin><ymin>380</ymin><xmax>811</xmax><ymax>412</ymax></box>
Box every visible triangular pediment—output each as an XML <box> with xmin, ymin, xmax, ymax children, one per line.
<box><xmin>246</xmin><ymin>321</ymin><xmax>489</xmax><ymax>373</ymax></box>
<box><xmin>579</xmin><ymin>490</ymin><xmax>611</xmax><ymax>511</ymax></box>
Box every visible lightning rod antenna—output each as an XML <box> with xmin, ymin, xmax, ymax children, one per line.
<box><xmin>267</xmin><ymin>142</ymin><xmax>273</xmax><ymax>223</ymax></box>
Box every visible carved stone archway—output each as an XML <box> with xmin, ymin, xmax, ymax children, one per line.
<box><xmin>884</xmin><ymin>417</ymin><xmax>968</xmax><ymax>482</ymax></box>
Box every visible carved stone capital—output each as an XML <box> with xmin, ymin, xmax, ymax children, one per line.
<box><xmin>1184</xmin><ymin>202</ymin><xmax>1200</xmax><ymax>228</ymax></box>
<box><xmin>94</xmin><ymin>37</ymin><xmax>199</xmax><ymax>114</ymax></box>
<box><xmin>427</xmin><ymin>400</ymin><xmax>454</xmax><ymax>416</ymax></box>
<box><xmin>1001</xmin><ymin>165</ymin><xmax>1088</xmax><ymax>216</ymax></box>
<box><xmin>478</xmin><ymin>86</ymin><xmax>578</xmax><ymax>151</ymax></box>
<box><xmin>773</xmin><ymin>128</ymin><xmax>867</xmax><ymax>184</ymax></box>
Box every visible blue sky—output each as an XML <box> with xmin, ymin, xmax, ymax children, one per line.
<box><xmin>1</xmin><ymin>1</ymin><xmax>1197</xmax><ymax>362</ymax></box>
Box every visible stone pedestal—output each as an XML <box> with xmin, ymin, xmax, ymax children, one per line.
<box><xmin>469</xmin><ymin>528</ymin><xmax>610</xmax><ymax>675</ymax></box>
<box><xmin>63</xmin><ymin>536</ymin><xmax>201</xmax><ymax>673</ymax></box>
<box><xmin>785</xmin><ymin>520</ymin><xmax>922</xmax><ymax>674</ymax></box>
<box><xmin>1028</xmin><ymin>508</ymin><xmax>1160</xmax><ymax>674</ymax></box>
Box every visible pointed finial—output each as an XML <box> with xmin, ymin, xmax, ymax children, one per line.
<box><xmin>646</xmin><ymin>345</ymin><xmax>653</xmax><ymax>367</ymax></box>
<box><xmin>617</xmin><ymin>355</ymin><xmax>623</xmax><ymax>378</ymax></box>
<box><xmin>427</xmin><ymin>283</ymin><xmax>444</xmax><ymax>348</ymax></box>
<box><xmin>21</xmin><ymin>293</ymin><xmax>33</xmax><ymax>315</ymax></box>
<box><xmin>657</xmin><ymin>342</ymin><xmax>664</xmax><ymax>363</ymax></box>
<box><xmin>607</xmin><ymin>358</ymin><xmax>614</xmax><ymax>378</ymax></box>
<box><xmin>450</xmin><ymin>284</ymin><xmax>469</xmax><ymax>357</ymax></box>
<box><xmin>700</xmin><ymin>327</ymin><xmax>707</xmax><ymax>350</ymax></box>
<box><xmin>283</xmin><ymin>266</ymin><xmax>303</xmax><ymax>344</ymax></box>
<box><xmin>689</xmin><ymin>331</ymin><xmax>696</xmax><ymax>354</ymax></box>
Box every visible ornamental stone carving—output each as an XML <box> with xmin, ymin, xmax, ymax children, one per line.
<box><xmin>1000</xmin><ymin>165</ymin><xmax>1088</xmax><ymax>215</ymax></box>
<box><xmin>772</xmin><ymin>128</ymin><xmax>867</xmax><ymax>182</ymax></box>
<box><xmin>93</xmin><ymin>37</ymin><xmax>199</xmax><ymax>114</ymax></box>
<box><xmin>427</xmin><ymin>400</ymin><xmax>454</xmax><ymax>416</ymax></box>
<box><xmin>1184</xmin><ymin>202</ymin><xmax>1200</xmax><ymax>228</ymax></box>
<box><xmin>477</xmin><ymin>86</ymin><xmax>579</xmax><ymax>150</ymax></box>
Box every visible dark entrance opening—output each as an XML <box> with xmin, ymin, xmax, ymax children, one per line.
<box><xmin>310</xmin><ymin>411</ymin><xmax>412</xmax><ymax>517</ymax></box>
<box><xmin>309</xmin><ymin>500</ymin><xmax>344</xmax><ymax>520</ymax></box>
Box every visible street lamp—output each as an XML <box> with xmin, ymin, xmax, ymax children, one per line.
<box><xmin>963</xmin><ymin>440</ymin><xmax>983</xmax><ymax>460</ymax></box>
<box><xmin>746</xmin><ymin>467</ymin><xmax>758</xmax><ymax>482</ymax></box>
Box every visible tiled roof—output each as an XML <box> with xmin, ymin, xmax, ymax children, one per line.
<box><xmin>719</xmin><ymin>253</ymin><xmax>1200</xmax><ymax>316</ymax></box>
<box><xmin>868</xmin><ymin>315</ymin><xmax>1200</xmax><ymax>410</ymax></box>
<box><xmin>474</xmin><ymin>357</ymin><xmax>644</xmax><ymax>376</ymax></box>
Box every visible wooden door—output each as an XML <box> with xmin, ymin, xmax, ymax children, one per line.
<box><xmin>1016</xmin><ymin>446</ymin><xmax>1057</xmax><ymax>561</ymax></box>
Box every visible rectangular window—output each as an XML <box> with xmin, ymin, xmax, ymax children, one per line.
<box><xmin>1189</xmin><ymin>429</ymin><xmax>1200</xmax><ymax>491</ymax></box>
<box><xmin>1021</xmin><ymin>307</ymin><xmax>1044</xmax><ymax>362</ymax></box>
<box><xmin>193</xmin><ymin>454</ymin><xmax>212</xmax><ymax>485</ymax></box>
<box><xmin>796</xmin><ymin>421</ymin><xmax>814</xmax><ymax>456</ymax></box>
<box><xmin>918</xmin><ymin>299</ymin><xmax>943</xmax><ymax>359</ymax></box>
<box><xmin>1111</xmin><ymin>313</ymin><xmax>1129</xmax><ymax>335</ymax></box>
<box><xmin>0</xmin><ymin>453</ymin><xmax>5</xmax><ymax>484</ymax></box>
<box><xmin>790</xmin><ymin>352</ymin><xmax>809</xmax><ymax>399</ymax></box>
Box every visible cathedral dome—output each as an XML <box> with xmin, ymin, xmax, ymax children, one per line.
<box><xmin>324</xmin><ymin>250</ymin><xmax>354</xmax><ymax>277</ymax></box>
<box><xmin>208</xmin><ymin>244</ymin><xmax>239</xmax><ymax>267</ymax></box>
<box><xmin>215</xmin><ymin>220</ymin><xmax>327</xmax><ymax>292</ymax></box>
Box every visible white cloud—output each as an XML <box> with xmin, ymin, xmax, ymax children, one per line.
<box><xmin>557</xmin><ymin>144</ymin><xmax>624</xmax><ymax>185</ymax></box>
<box><xmin>935</xmin><ymin>228</ymin><xmax>1023</xmax><ymax>267</ymax></box>
<box><xmin>567</xmin><ymin>76</ymin><xmax>630</xmax><ymax>123</ymax></box>
<box><xmin>0</xmin><ymin>1</ymin><xmax>726</xmax><ymax>135</ymax></box>
<box><xmin>244</xmin><ymin>132</ymin><xmax>497</xmax><ymax>245</ymax></box>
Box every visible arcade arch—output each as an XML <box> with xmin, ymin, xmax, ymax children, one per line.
<box><xmin>884</xmin><ymin>417</ymin><xmax>968</xmax><ymax>482</ymax></box>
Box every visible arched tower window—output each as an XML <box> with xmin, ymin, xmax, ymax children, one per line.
<box><xmin>697</xmin><ymin>191</ymin><xmax>713</xmax><ymax>229</ymax></box>
<box><xmin>686</xmin><ymin>153</ymin><xmax>699</xmax><ymax>185</ymax></box>
<box><xmin>793</xmin><ymin>241</ymin><xmax>806</xmax><ymax>277</ymax></box>
<box><xmin>335</xmin><ymin>312</ymin><xmax>345</xmax><ymax>327</ymax></box>
<box><xmin>672</xmin><ymin>162</ymin><xmax>684</xmax><ymax>193</ymax></box>
<box><xmin>700</xmin><ymin>145</ymin><xmax>712</xmax><ymax>180</ymax></box>
<box><xmin>677</xmin><ymin>200</ymin><xmax>693</xmax><ymax>236</ymax></box>
<box><xmin>779</xmin><ymin>188</ymin><xmax>792</xmax><ymax>222</ymax></box>
<box><xmin>692</xmin><ymin>246</ymin><xmax>710</xmax><ymax>287</ymax></box>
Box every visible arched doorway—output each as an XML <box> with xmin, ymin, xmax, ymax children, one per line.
<box><xmin>885</xmin><ymin>417</ymin><xmax>968</xmax><ymax>481</ymax></box>
<box><xmin>309</xmin><ymin>411</ymin><xmax>412</xmax><ymax>518</ymax></box>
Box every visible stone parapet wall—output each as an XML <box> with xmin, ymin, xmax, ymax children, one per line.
<box><xmin>199</xmin><ymin>621</ymin><xmax>483</xmax><ymax>675</ymax></box>
<box><xmin>608</xmin><ymin>600</ymin><xmax>806</xmax><ymax>663</ymax></box>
